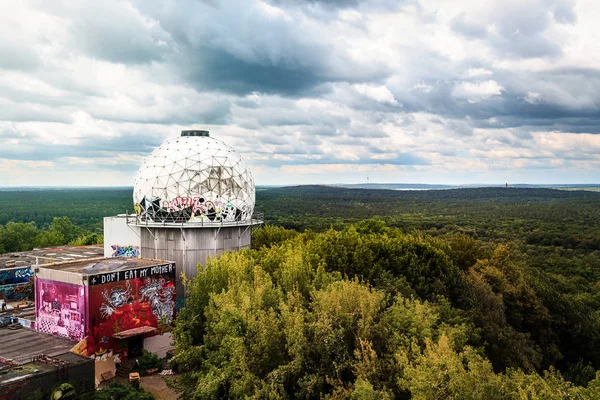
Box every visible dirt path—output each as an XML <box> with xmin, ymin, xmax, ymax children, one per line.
<box><xmin>100</xmin><ymin>374</ymin><xmax>178</xmax><ymax>400</ymax></box>
<box><xmin>140</xmin><ymin>374</ymin><xmax>178</xmax><ymax>400</ymax></box>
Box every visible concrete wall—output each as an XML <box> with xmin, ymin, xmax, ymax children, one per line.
<box><xmin>103</xmin><ymin>216</ymin><xmax>142</xmax><ymax>258</ymax></box>
<box><xmin>140</xmin><ymin>225</ymin><xmax>252</xmax><ymax>298</ymax></box>
<box><xmin>9</xmin><ymin>357</ymin><xmax>95</xmax><ymax>400</ymax></box>
<box><xmin>36</xmin><ymin>268</ymin><xmax>83</xmax><ymax>286</ymax></box>
<box><xmin>94</xmin><ymin>356</ymin><xmax>116</xmax><ymax>387</ymax></box>
<box><xmin>144</xmin><ymin>333</ymin><xmax>174</xmax><ymax>359</ymax></box>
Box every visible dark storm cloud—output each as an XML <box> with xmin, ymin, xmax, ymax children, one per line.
<box><xmin>180</xmin><ymin>47</ymin><xmax>324</xmax><ymax>96</ymax></box>
<box><xmin>176</xmin><ymin>44</ymin><xmax>389</xmax><ymax>97</ymax></box>
<box><xmin>386</xmin><ymin>62</ymin><xmax>600</xmax><ymax>136</ymax></box>
<box><xmin>133</xmin><ymin>0</ymin><xmax>391</xmax><ymax>96</ymax></box>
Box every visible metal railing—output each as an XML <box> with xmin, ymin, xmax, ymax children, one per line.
<box><xmin>125</xmin><ymin>212</ymin><xmax>264</xmax><ymax>228</ymax></box>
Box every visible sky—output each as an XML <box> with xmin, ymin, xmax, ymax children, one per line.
<box><xmin>1</xmin><ymin>0</ymin><xmax>599</xmax><ymax>186</ymax></box>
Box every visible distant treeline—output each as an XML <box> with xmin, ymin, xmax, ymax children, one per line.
<box><xmin>0</xmin><ymin>217</ymin><xmax>102</xmax><ymax>254</ymax></box>
<box><xmin>255</xmin><ymin>186</ymin><xmax>600</xmax><ymax>247</ymax></box>
<box><xmin>3</xmin><ymin>186</ymin><xmax>600</xmax><ymax>251</ymax></box>
<box><xmin>0</xmin><ymin>188</ymin><xmax>132</xmax><ymax>229</ymax></box>
<box><xmin>0</xmin><ymin>188</ymin><xmax>130</xmax><ymax>253</ymax></box>
<box><xmin>254</xmin><ymin>186</ymin><xmax>600</xmax><ymax>283</ymax></box>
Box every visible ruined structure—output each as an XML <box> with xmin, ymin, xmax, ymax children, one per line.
<box><xmin>104</xmin><ymin>130</ymin><xmax>263</xmax><ymax>301</ymax></box>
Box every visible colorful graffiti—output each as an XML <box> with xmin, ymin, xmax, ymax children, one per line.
<box><xmin>35</xmin><ymin>279</ymin><xmax>86</xmax><ymax>342</ymax></box>
<box><xmin>0</xmin><ymin>267</ymin><xmax>33</xmax><ymax>285</ymax></box>
<box><xmin>0</xmin><ymin>267</ymin><xmax>34</xmax><ymax>300</ymax></box>
<box><xmin>111</xmin><ymin>245</ymin><xmax>140</xmax><ymax>258</ymax></box>
<box><xmin>136</xmin><ymin>195</ymin><xmax>250</xmax><ymax>223</ymax></box>
<box><xmin>15</xmin><ymin>268</ymin><xmax>34</xmax><ymax>279</ymax></box>
<box><xmin>100</xmin><ymin>281</ymin><xmax>132</xmax><ymax>318</ymax></box>
<box><xmin>140</xmin><ymin>277</ymin><xmax>176</xmax><ymax>324</ymax></box>
<box><xmin>0</xmin><ymin>282</ymin><xmax>33</xmax><ymax>300</ymax></box>
<box><xmin>86</xmin><ymin>264</ymin><xmax>176</xmax><ymax>356</ymax></box>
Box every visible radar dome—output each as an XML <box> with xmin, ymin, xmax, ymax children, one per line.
<box><xmin>133</xmin><ymin>130</ymin><xmax>255</xmax><ymax>223</ymax></box>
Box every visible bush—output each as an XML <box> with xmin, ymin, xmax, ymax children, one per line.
<box><xmin>94</xmin><ymin>382</ymin><xmax>155</xmax><ymax>400</ymax></box>
<box><xmin>136</xmin><ymin>350</ymin><xmax>162</xmax><ymax>375</ymax></box>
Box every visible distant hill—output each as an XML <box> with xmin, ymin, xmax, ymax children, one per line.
<box><xmin>332</xmin><ymin>183</ymin><xmax>600</xmax><ymax>191</ymax></box>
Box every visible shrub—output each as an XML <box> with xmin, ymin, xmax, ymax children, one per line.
<box><xmin>137</xmin><ymin>350</ymin><xmax>162</xmax><ymax>375</ymax></box>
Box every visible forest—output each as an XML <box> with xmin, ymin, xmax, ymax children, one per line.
<box><xmin>174</xmin><ymin>186</ymin><xmax>600</xmax><ymax>398</ymax></box>
<box><xmin>2</xmin><ymin>186</ymin><xmax>600</xmax><ymax>398</ymax></box>
<box><xmin>171</xmin><ymin>223</ymin><xmax>600</xmax><ymax>398</ymax></box>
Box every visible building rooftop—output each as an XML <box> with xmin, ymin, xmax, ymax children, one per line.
<box><xmin>41</xmin><ymin>257</ymin><xmax>170</xmax><ymax>276</ymax></box>
<box><xmin>0</xmin><ymin>245</ymin><xmax>104</xmax><ymax>269</ymax></box>
<box><xmin>0</xmin><ymin>328</ymin><xmax>91</xmax><ymax>384</ymax></box>
<box><xmin>0</xmin><ymin>327</ymin><xmax>78</xmax><ymax>366</ymax></box>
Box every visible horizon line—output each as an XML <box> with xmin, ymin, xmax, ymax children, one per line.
<box><xmin>1</xmin><ymin>183</ymin><xmax>600</xmax><ymax>189</ymax></box>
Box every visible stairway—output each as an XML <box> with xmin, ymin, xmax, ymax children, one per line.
<box><xmin>115</xmin><ymin>359</ymin><xmax>137</xmax><ymax>378</ymax></box>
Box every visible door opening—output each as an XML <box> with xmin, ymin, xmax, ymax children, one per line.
<box><xmin>128</xmin><ymin>335</ymin><xmax>143</xmax><ymax>358</ymax></box>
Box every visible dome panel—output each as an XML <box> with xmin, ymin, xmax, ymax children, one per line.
<box><xmin>133</xmin><ymin>132</ymin><xmax>255</xmax><ymax>223</ymax></box>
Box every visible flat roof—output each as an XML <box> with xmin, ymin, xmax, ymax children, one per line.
<box><xmin>0</xmin><ymin>328</ymin><xmax>78</xmax><ymax>367</ymax></box>
<box><xmin>0</xmin><ymin>328</ymin><xmax>91</xmax><ymax>384</ymax></box>
<box><xmin>0</xmin><ymin>306</ymin><xmax>35</xmax><ymax>322</ymax></box>
<box><xmin>0</xmin><ymin>245</ymin><xmax>104</xmax><ymax>269</ymax></box>
<box><xmin>41</xmin><ymin>257</ymin><xmax>170</xmax><ymax>276</ymax></box>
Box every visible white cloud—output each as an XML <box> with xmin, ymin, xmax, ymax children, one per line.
<box><xmin>0</xmin><ymin>0</ymin><xmax>598</xmax><ymax>186</ymax></box>
<box><xmin>452</xmin><ymin>80</ymin><xmax>504</xmax><ymax>103</ymax></box>
<box><xmin>352</xmin><ymin>84</ymin><xmax>399</xmax><ymax>105</ymax></box>
<box><xmin>466</xmin><ymin>68</ymin><xmax>493</xmax><ymax>77</ymax></box>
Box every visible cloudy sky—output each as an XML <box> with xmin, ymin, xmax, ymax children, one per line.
<box><xmin>1</xmin><ymin>0</ymin><xmax>599</xmax><ymax>186</ymax></box>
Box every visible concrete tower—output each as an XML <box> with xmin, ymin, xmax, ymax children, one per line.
<box><xmin>104</xmin><ymin>130</ymin><xmax>263</xmax><ymax>303</ymax></box>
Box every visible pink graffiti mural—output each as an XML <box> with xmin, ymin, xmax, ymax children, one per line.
<box><xmin>35</xmin><ymin>279</ymin><xmax>86</xmax><ymax>342</ymax></box>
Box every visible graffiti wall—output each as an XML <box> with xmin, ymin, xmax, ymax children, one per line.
<box><xmin>0</xmin><ymin>282</ymin><xmax>32</xmax><ymax>300</ymax></box>
<box><xmin>86</xmin><ymin>263</ymin><xmax>176</xmax><ymax>356</ymax></box>
<box><xmin>0</xmin><ymin>267</ymin><xmax>34</xmax><ymax>300</ymax></box>
<box><xmin>0</xmin><ymin>267</ymin><xmax>33</xmax><ymax>285</ymax></box>
<box><xmin>110</xmin><ymin>245</ymin><xmax>140</xmax><ymax>258</ymax></box>
<box><xmin>136</xmin><ymin>195</ymin><xmax>250</xmax><ymax>223</ymax></box>
<box><xmin>35</xmin><ymin>279</ymin><xmax>86</xmax><ymax>341</ymax></box>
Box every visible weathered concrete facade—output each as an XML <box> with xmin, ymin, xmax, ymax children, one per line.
<box><xmin>104</xmin><ymin>215</ymin><xmax>258</xmax><ymax>300</ymax></box>
<box><xmin>140</xmin><ymin>225</ymin><xmax>252</xmax><ymax>299</ymax></box>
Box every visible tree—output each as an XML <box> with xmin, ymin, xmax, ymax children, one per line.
<box><xmin>93</xmin><ymin>382</ymin><xmax>155</xmax><ymax>400</ymax></box>
<box><xmin>171</xmin><ymin>225</ymin><xmax>600</xmax><ymax>399</ymax></box>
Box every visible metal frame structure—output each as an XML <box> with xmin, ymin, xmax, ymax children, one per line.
<box><xmin>133</xmin><ymin>131</ymin><xmax>256</xmax><ymax>224</ymax></box>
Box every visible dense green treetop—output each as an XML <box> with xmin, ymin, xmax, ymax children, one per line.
<box><xmin>170</xmin><ymin>224</ymin><xmax>600</xmax><ymax>399</ymax></box>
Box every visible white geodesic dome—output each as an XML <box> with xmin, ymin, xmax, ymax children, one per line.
<box><xmin>133</xmin><ymin>130</ymin><xmax>255</xmax><ymax>223</ymax></box>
